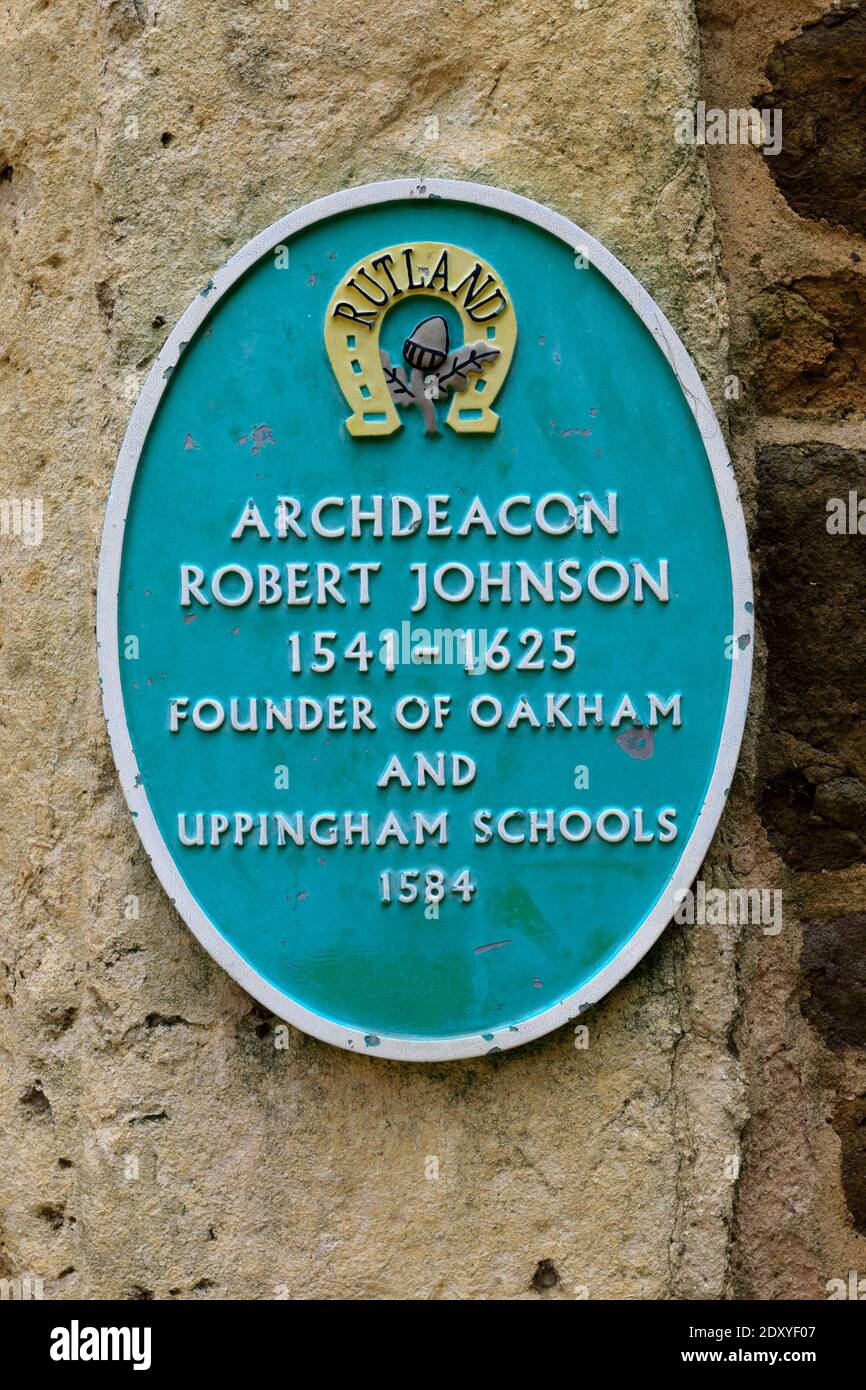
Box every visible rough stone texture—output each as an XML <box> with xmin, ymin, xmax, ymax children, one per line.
<box><xmin>750</xmin><ymin>272</ymin><xmax>866</xmax><ymax>417</ymax></box>
<box><xmin>0</xmin><ymin>0</ymin><xmax>748</xmax><ymax>1301</ymax></box>
<box><xmin>834</xmin><ymin>1097</ymin><xmax>866</xmax><ymax>1235</ymax></box>
<box><xmin>756</xmin><ymin>444</ymin><xmax>866</xmax><ymax>873</ymax></box>
<box><xmin>763</xmin><ymin>8</ymin><xmax>866</xmax><ymax>237</ymax></box>
<box><xmin>801</xmin><ymin>914</ymin><xmax>866</xmax><ymax>1052</ymax></box>
<box><xmin>697</xmin><ymin>0</ymin><xmax>866</xmax><ymax>1297</ymax></box>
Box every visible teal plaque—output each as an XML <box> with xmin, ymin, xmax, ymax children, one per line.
<box><xmin>98</xmin><ymin>179</ymin><xmax>752</xmax><ymax>1060</ymax></box>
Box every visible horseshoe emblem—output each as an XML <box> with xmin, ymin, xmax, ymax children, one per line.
<box><xmin>324</xmin><ymin>242</ymin><xmax>517</xmax><ymax>437</ymax></box>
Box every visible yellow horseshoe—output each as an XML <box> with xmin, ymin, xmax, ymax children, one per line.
<box><xmin>324</xmin><ymin>242</ymin><xmax>517</xmax><ymax>437</ymax></box>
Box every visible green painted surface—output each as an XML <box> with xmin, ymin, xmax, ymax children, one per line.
<box><xmin>117</xmin><ymin>197</ymin><xmax>733</xmax><ymax>1039</ymax></box>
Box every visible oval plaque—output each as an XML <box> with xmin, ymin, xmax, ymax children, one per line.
<box><xmin>98</xmin><ymin>178</ymin><xmax>753</xmax><ymax>1060</ymax></box>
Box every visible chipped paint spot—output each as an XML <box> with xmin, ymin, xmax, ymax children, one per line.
<box><xmin>482</xmin><ymin>1032</ymin><xmax>494</xmax><ymax>1041</ymax></box>
<box><xmin>200</xmin><ymin>278</ymin><xmax>214</xmax><ymax>297</ymax></box>
<box><xmin>184</xmin><ymin>434</ymin><xmax>199</xmax><ymax>451</ymax></box>
<box><xmin>616</xmin><ymin>724</ymin><xmax>655</xmax><ymax>760</ymax></box>
<box><xmin>474</xmin><ymin>939</ymin><xmax>512</xmax><ymax>954</ymax></box>
<box><xmin>363</xmin><ymin>1034</ymin><xmax>381</xmax><ymax>1048</ymax></box>
<box><xmin>238</xmin><ymin>424</ymin><xmax>275</xmax><ymax>456</ymax></box>
<box><xmin>183</xmin><ymin>614</ymin><xmax>196</xmax><ymax>625</ymax></box>
<box><xmin>738</xmin><ymin>632</ymin><xmax>751</xmax><ymax>649</ymax></box>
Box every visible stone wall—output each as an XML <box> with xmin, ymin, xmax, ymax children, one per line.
<box><xmin>0</xmin><ymin>0</ymin><xmax>862</xmax><ymax>1299</ymax></box>
<box><xmin>697</xmin><ymin>0</ymin><xmax>866</xmax><ymax>1298</ymax></box>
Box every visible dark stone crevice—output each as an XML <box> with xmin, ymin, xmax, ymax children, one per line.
<box><xmin>756</xmin><ymin>443</ymin><xmax>866</xmax><ymax>869</ymax></box>
<box><xmin>762</xmin><ymin>8</ymin><xmax>866</xmax><ymax>237</ymax></box>
<box><xmin>801</xmin><ymin>913</ymin><xmax>866</xmax><ymax>1050</ymax></box>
